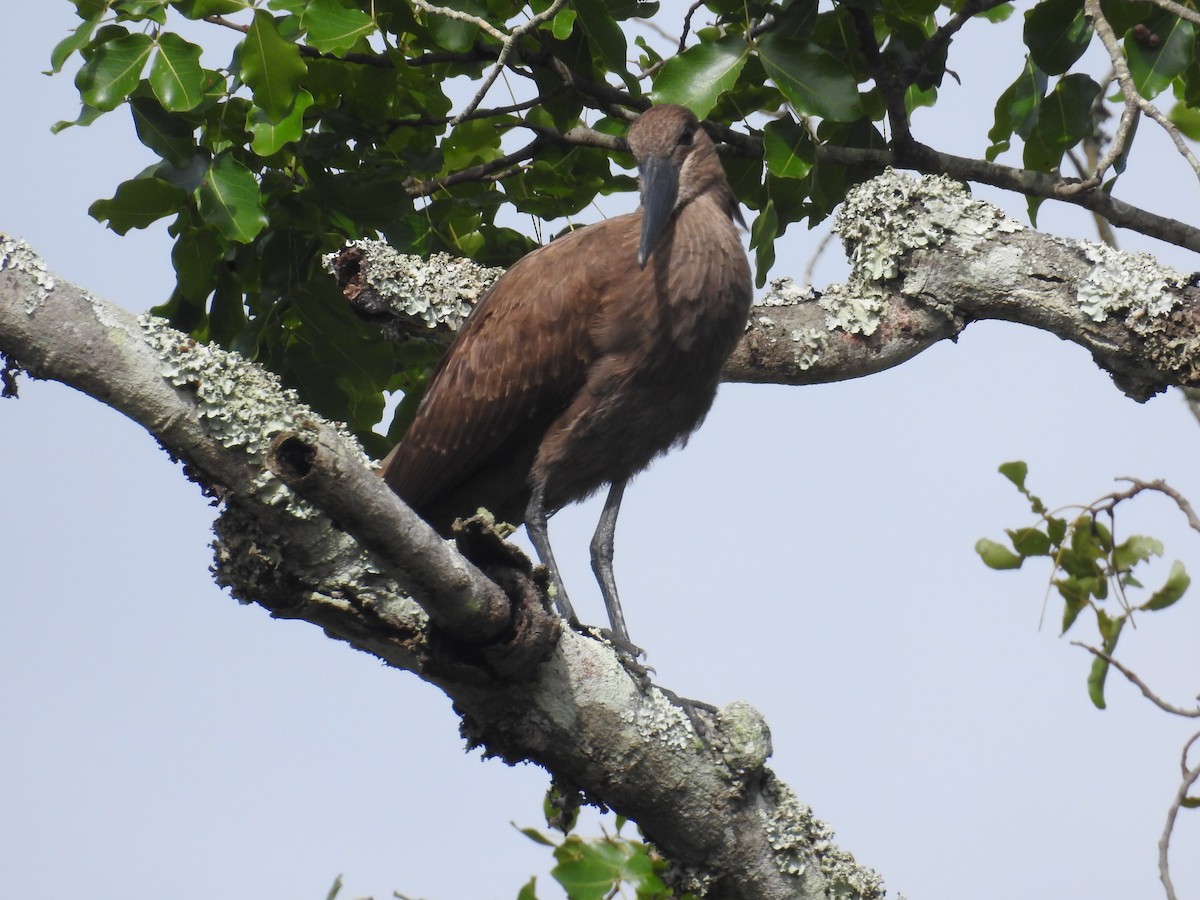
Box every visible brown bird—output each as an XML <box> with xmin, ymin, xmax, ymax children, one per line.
<box><xmin>383</xmin><ymin>104</ymin><xmax>753</xmax><ymax>653</ymax></box>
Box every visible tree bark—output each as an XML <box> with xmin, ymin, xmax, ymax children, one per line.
<box><xmin>5</xmin><ymin>170</ymin><xmax>1198</xmax><ymax>897</ymax></box>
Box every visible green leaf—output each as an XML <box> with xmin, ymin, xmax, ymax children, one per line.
<box><xmin>1086</xmin><ymin>613</ymin><xmax>1125</xmax><ymax>709</ymax></box>
<box><xmin>47</xmin><ymin>17</ymin><xmax>99</xmax><ymax>75</ymax></box>
<box><xmin>749</xmin><ymin>200</ymin><xmax>778</xmax><ymax>288</ymax></box>
<box><xmin>150</xmin><ymin>32</ymin><xmax>205</xmax><ymax>112</ymax></box>
<box><xmin>1047</xmin><ymin>516</ymin><xmax>1067</xmax><ymax>546</ymax></box>
<box><xmin>1024</xmin><ymin>72</ymin><xmax>1100</xmax><ymax>172</ymax></box>
<box><xmin>651</xmin><ymin>36</ymin><xmax>748</xmax><ymax>118</ymax></box>
<box><xmin>198</xmin><ymin>154</ymin><xmax>268</xmax><ymax>243</ymax></box>
<box><xmin>175</xmin><ymin>0</ymin><xmax>253</xmax><ymax>16</ymax></box>
<box><xmin>114</xmin><ymin>0</ymin><xmax>168</xmax><ymax>23</ymax></box>
<box><xmin>975</xmin><ymin>538</ymin><xmax>1024</xmax><ymax>570</ymax></box>
<box><xmin>552</xmin><ymin>6</ymin><xmax>576</xmax><ymax>39</ymax></box>
<box><xmin>172</xmin><ymin>226</ymin><xmax>224</xmax><ymax>300</ymax></box>
<box><xmin>303</xmin><ymin>0</ymin><xmax>376</xmax><ymax>55</ymax></box>
<box><xmin>130</xmin><ymin>95</ymin><xmax>197</xmax><ymax>165</ymax></box>
<box><xmin>75</xmin><ymin>31</ymin><xmax>155</xmax><ymax>111</ymax></box>
<box><xmin>987</xmin><ymin>56</ymin><xmax>1047</xmax><ymax>159</ymax></box>
<box><xmin>1142</xmin><ymin>560</ymin><xmax>1190</xmax><ymax>611</ymax></box>
<box><xmin>516</xmin><ymin>876</ymin><xmax>538</xmax><ymax>900</ymax></box>
<box><xmin>1024</xmin><ymin>0</ymin><xmax>1093</xmax><ymax>75</ymax></box>
<box><xmin>998</xmin><ymin>460</ymin><xmax>1028</xmax><ymax>491</ymax></box>
<box><xmin>757</xmin><ymin>34</ymin><xmax>863</xmax><ymax>122</ymax></box>
<box><xmin>248</xmin><ymin>89</ymin><xmax>314</xmax><ymax>156</ymax></box>
<box><xmin>1125</xmin><ymin>12</ymin><xmax>1195</xmax><ymax>100</ymax></box>
<box><xmin>519</xmin><ymin>827</ymin><xmax>558</xmax><ymax>847</ymax></box>
<box><xmin>552</xmin><ymin>837</ymin><xmax>641</xmax><ymax>900</ymax></box>
<box><xmin>574</xmin><ymin>0</ymin><xmax>630</xmax><ymax>80</ymax></box>
<box><xmin>1112</xmin><ymin>534</ymin><xmax>1163</xmax><ymax>570</ymax></box>
<box><xmin>762</xmin><ymin>117</ymin><xmax>815</xmax><ymax>180</ymax></box>
<box><xmin>1007</xmin><ymin>527</ymin><xmax>1052</xmax><ymax>557</ymax></box>
<box><xmin>89</xmin><ymin>176</ymin><xmax>187</xmax><ymax>233</ymax></box>
<box><xmin>242</xmin><ymin>10</ymin><xmax>308</xmax><ymax>121</ymax></box>
<box><xmin>51</xmin><ymin>104</ymin><xmax>105</xmax><ymax>133</ymax></box>
<box><xmin>1169</xmin><ymin>101</ymin><xmax>1200</xmax><ymax>140</ymax></box>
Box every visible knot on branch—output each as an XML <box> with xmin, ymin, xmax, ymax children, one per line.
<box><xmin>426</xmin><ymin>511</ymin><xmax>562</xmax><ymax>683</ymax></box>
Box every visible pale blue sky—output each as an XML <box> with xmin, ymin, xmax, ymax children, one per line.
<box><xmin>2</xmin><ymin>5</ymin><xmax>1199</xmax><ymax>899</ymax></box>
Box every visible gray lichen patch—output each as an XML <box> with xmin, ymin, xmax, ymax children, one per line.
<box><xmin>759</xmin><ymin>276</ymin><xmax>817</xmax><ymax>308</ymax></box>
<box><xmin>1077</xmin><ymin>242</ymin><xmax>1181</xmax><ymax>324</ymax></box>
<box><xmin>621</xmin><ymin>688</ymin><xmax>695</xmax><ymax>750</ymax></box>
<box><xmin>139</xmin><ymin>315</ymin><xmax>369</xmax><ymax>514</ymax></box>
<box><xmin>829</xmin><ymin>170</ymin><xmax>1020</xmax><ymax>336</ymax></box>
<box><xmin>327</xmin><ymin>240</ymin><xmax>500</xmax><ymax>331</ymax></box>
<box><xmin>762</xmin><ymin>776</ymin><xmax>884</xmax><ymax>898</ymax></box>
<box><xmin>790</xmin><ymin>327</ymin><xmax>826</xmax><ymax>371</ymax></box>
<box><xmin>0</xmin><ymin>235</ymin><xmax>57</xmax><ymax>314</ymax></box>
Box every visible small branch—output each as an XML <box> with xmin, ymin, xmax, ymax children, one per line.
<box><xmin>388</xmin><ymin>90</ymin><xmax>564</xmax><ymax>129</ymax></box>
<box><xmin>1119</xmin><ymin>478</ymin><xmax>1200</xmax><ymax>533</ymax></box>
<box><xmin>678</xmin><ymin>0</ymin><xmax>705</xmax><ymax>52</ymax></box>
<box><xmin>411</xmin><ymin>0</ymin><xmax>507</xmax><ymax>41</ymax></box>
<box><xmin>1160</xmin><ymin>728</ymin><xmax>1200</xmax><ymax>900</ymax></box>
<box><xmin>1146</xmin><ymin>0</ymin><xmax>1200</xmax><ymax>27</ymax></box>
<box><xmin>405</xmin><ymin>136</ymin><xmax>546</xmax><ymax>197</ymax></box>
<box><xmin>1083</xmin><ymin>0</ymin><xmax>1200</xmax><ymax>187</ymax></box>
<box><xmin>1071</xmin><ymin>643</ymin><xmax>1200</xmax><ymax>717</ymax></box>
<box><xmin>447</xmin><ymin>0</ymin><xmax>571</xmax><ymax>123</ymax></box>
<box><xmin>909</xmin><ymin>1</ymin><xmax>1012</xmax><ymax>81</ymax></box>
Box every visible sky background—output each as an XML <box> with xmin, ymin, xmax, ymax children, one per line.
<box><xmin>2</xmin><ymin>4</ymin><xmax>1199</xmax><ymax>899</ymax></box>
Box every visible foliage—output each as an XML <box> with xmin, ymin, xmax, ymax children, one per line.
<box><xmin>976</xmin><ymin>462</ymin><xmax>1192</xmax><ymax>709</ymax></box>
<box><xmin>515</xmin><ymin>805</ymin><xmax>684</xmax><ymax>900</ymax></box>
<box><xmin>48</xmin><ymin>0</ymin><xmax>1200</xmax><ymax>452</ymax></box>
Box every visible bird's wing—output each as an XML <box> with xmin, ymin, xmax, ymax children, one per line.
<box><xmin>383</xmin><ymin>217</ymin><xmax>637</xmax><ymax>519</ymax></box>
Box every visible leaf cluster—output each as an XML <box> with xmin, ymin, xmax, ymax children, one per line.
<box><xmin>47</xmin><ymin>0</ymin><xmax>1200</xmax><ymax>449</ymax></box>
<box><xmin>976</xmin><ymin>461</ymin><xmax>1192</xmax><ymax>709</ymax></box>
<box><xmin>514</xmin><ymin>799</ymin><xmax>687</xmax><ymax>900</ymax></box>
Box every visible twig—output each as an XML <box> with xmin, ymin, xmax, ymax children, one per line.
<box><xmin>1112</xmin><ymin>477</ymin><xmax>1200</xmax><ymax>534</ymax></box>
<box><xmin>387</xmin><ymin>89</ymin><xmax>565</xmax><ymax>129</ymax></box>
<box><xmin>1080</xmin><ymin>0</ymin><xmax>1200</xmax><ymax>189</ymax></box>
<box><xmin>1072</xmin><ymin>642</ymin><xmax>1200</xmax><ymax>717</ymax></box>
<box><xmin>405</xmin><ymin>136</ymin><xmax>546</xmax><ymax>197</ymax></box>
<box><xmin>908</xmin><ymin>0</ymin><xmax>1012</xmax><ymax>85</ymax></box>
<box><xmin>450</xmin><ymin>0</ymin><xmax>571</xmax><ymax>124</ymax></box>
<box><xmin>1159</xmin><ymin>728</ymin><xmax>1200</xmax><ymax>900</ymax></box>
<box><xmin>1146</xmin><ymin>0</ymin><xmax>1200</xmax><ymax>27</ymax></box>
<box><xmin>411</xmin><ymin>0</ymin><xmax>506</xmax><ymax>41</ymax></box>
<box><xmin>678</xmin><ymin>0</ymin><xmax>705</xmax><ymax>53</ymax></box>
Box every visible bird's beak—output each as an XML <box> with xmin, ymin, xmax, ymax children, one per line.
<box><xmin>637</xmin><ymin>155</ymin><xmax>679</xmax><ymax>269</ymax></box>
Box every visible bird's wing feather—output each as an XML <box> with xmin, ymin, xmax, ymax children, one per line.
<box><xmin>383</xmin><ymin>215</ymin><xmax>639</xmax><ymax>519</ymax></box>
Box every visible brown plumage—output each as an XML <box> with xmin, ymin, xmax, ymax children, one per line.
<box><xmin>383</xmin><ymin>104</ymin><xmax>752</xmax><ymax>651</ymax></box>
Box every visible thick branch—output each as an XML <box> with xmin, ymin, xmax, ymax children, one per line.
<box><xmin>0</xmin><ymin>234</ymin><xmax>882</xmax><ymax>900</ymax></box>
<box><xmin>338</xmin><ymin>172</ymin><xmax>1200</xmax><ymax>403</ymax></box>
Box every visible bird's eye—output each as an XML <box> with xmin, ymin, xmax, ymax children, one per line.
<box><xmin>678</xmin><ymin>122</ymin><xmax>697</xmax><ymax>146</ymax></box>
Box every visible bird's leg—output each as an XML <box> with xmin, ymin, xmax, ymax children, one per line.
<box><xmin>525</xmin><ymin>483</ymin><xmax>578</xmax><ymax>626</ymax></box>
<box><xmin>590</xmin><ymin>479</ymin><xmax>645</xmax><ymax>660</ymax></box>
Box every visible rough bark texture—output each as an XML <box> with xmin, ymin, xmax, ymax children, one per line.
<box><xmin>0</xmin><ymin>234</ymin><xmax>880</xmax><ymax>900</ymax></box>
<box><xmin>6</xmin><ymin>171</ymin><xmax>1199</xmax><ymax>898</ymax></box>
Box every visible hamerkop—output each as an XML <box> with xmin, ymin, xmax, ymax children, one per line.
<box><xmin>383</xmin><ymin>104</ymin><xmax>753</xmax><ymax>653</ymax></box>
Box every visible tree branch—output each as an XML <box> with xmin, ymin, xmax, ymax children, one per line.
<box><xmin>340</xmin><ymin>172</ymin><xmax>1200</xmax><ymax>403</ymax></box>
<box><xmin>0</xmin><ymin>233</ymin><xmax>883</xmax><ymax>900</ymax></box>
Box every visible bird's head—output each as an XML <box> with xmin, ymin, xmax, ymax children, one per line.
<box><xmin>627</xmin><ymin>104</ymin><xmax>715</xmax><ymax>269</ymax></box>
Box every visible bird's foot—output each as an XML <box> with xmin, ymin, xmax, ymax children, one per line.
<box><xmin>652</xmin><ymin>684</ymin><xmax>719</xmax><ymax>739</ymax></box>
